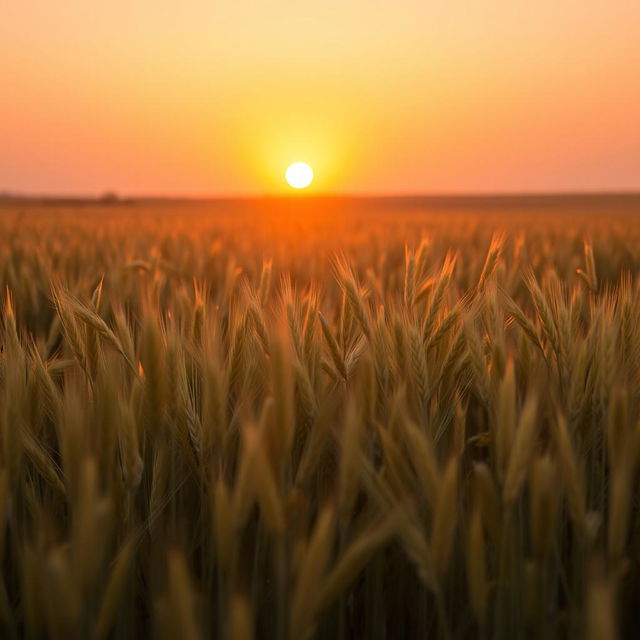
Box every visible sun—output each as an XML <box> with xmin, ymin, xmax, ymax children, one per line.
<box><xmin>285</xmin><ymin>162</ymin><xmax>314</xmax><ymax>189</ymax></box>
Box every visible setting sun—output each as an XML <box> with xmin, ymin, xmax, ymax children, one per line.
<box><xmin>285</xmin><ymin>162</ymin><xmax>314</xmax><ymax>189</ymax></box>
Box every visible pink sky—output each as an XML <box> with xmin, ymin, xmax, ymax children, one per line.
<box><xmin>1</xmin><ymin>1</ymin><xmax>639</xmax><ymax>196</ymax></box>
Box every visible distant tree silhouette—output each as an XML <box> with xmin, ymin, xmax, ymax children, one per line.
<box><xmin>99</xmin><ymin>190</ymin><xmax>119</xmax><ymax>203</ymax></box>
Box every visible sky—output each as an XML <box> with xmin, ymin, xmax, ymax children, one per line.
<box><xmin>1</xmin><ymin>1</ymin><xmax>639</xmax><ymax>196</ymax></box>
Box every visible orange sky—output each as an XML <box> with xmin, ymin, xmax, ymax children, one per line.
<box><xmin>1</xmin><ymin>1</ymin><xmax>639</xmax><ymax>196</ymax></box>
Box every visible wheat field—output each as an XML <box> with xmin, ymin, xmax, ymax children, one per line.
<box><xmin>1</xmin><ymin>196</ymin><xmax>639</xmax><ymax>639</ymax></box>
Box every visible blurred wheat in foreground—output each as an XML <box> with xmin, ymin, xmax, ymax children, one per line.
<box><xmin>1</xmin><ymin>200</ymin><xmax>640</xmax><ymax>639</ymax></box>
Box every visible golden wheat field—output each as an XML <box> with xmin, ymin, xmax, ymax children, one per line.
<box><xmin>1</xmin><ymin>195</ymin><xmax>640</xmax><ymax>639</ymax></box>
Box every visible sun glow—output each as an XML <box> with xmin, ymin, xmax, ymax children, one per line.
<box><xmin>285</xmin><ymin>162</ymin><xmax>314</xmax><ymax>189</ymax></box>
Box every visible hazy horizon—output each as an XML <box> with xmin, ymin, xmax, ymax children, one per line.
<box><xmin>0</xmin><ymin>189</ymin><xmax>640</xmax><ymax>211</ymax></box>
<box><xmin>2</xmin><ymin>189</ymin><xmax>640</xmax><ymax>202</ymax></box>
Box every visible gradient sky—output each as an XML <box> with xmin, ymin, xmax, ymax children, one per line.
<box><xmin>2</xmin><ymin>1</ymin><xmax>639</xmax><ymax>196</ymax></box>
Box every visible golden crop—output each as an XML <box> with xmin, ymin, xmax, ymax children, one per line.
<box><xmin>1</xmin><ymin>197</ymin><xmax>639</xmax><ymax>638</ymax></box>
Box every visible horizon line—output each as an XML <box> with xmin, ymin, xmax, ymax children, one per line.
<box><xmin>2</xmin><ymin>188</ymin><xmax>640</xmax><ymax>202</ymax></box>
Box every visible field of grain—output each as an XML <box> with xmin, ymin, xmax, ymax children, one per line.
<box><xmin>1</xmin><ymin>196</ymin><xmax>640</xmax><ymax>639</ymax></box>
